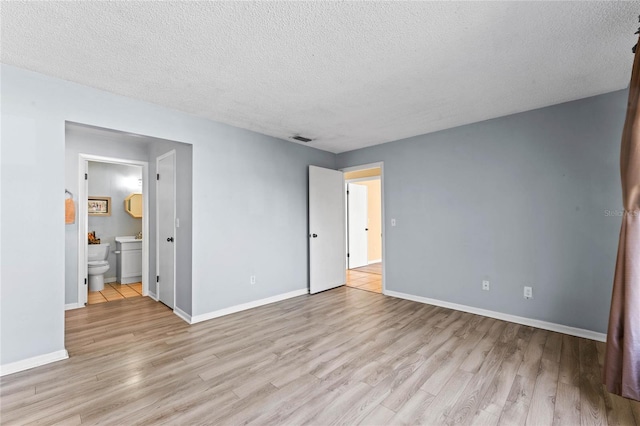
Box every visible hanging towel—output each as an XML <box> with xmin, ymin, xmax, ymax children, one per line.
<box><xmin>65</xmin><ymin>198</ymin><xmax>76</xmax><ymax>224</ymax></box>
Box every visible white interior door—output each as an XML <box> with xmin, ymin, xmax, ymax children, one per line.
<box><xmin>309</xmin><ymin>165</ymin><xmax>346</xmax><ymax>294</ymax></box>
<box><xmin>348</xmin><ymin>183</ymin><xmax>368</xmax><ymax>268</ymax></box>
<box><xmin>157</xmin><ymin>151</ymin><xmax>176</xmax><ymax>308</ymax></box>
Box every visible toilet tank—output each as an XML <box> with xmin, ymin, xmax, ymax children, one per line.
<box><xmin>88</xmin><ymin>243</ymin><xmax>110</xmax><ymax>262</ymax></box>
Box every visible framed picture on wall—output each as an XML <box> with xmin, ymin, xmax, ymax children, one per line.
<box><xmin>88</xmin><ymin>196</ymin><xmax>111</xmax><ymax>216</ymax></box>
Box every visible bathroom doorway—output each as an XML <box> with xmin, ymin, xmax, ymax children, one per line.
<box><xmin>343</xmin><ymin>164</ymin><xmax>384</xmax><ymax>294</ymax></box>
<box><xmin>78</xmin><ymin>155</ymin><xmax>150</xmax><ymax>306</ymax></box>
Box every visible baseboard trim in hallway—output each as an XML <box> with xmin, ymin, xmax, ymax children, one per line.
<box><xmin>173</xmin><ymin>306</ymin><xmax>192</xmax><ymax>323</ymax></box>
<box><xmin>0</xmin><ymin>349</ymin><xmax>69</xmax><ymax>377</ymax></box>
<box><xmin>385</xmin><ymin>289</ymin><xmax>607</xmax><ymax>342</ymax></box>
<box><xmin>64</xmin><ymin>303</ymin><xmax>83</xmax><ymax>311</ymax></box>
<box><xmin>190</xmin><ymin>288</ymin><xmax>309</xmax><ymax>324</ymax></box>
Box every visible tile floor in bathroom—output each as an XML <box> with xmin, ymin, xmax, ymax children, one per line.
<box><xmin>345</xmin><ymin>262</ymin><xmax>382</xmax><ymax>293</ymax></box>
<box><xmin>88</xmin><ymin>282</ymin><xmax>142</xmax><ymax>304</ymax></box>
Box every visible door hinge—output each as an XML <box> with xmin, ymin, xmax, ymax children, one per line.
<box><xmin>84</xmin><ymin>278</ymin><xmax>87</xmax><ymax>285</ymax></box>
<box><xmin>85</xmin><ymin>173</ymin><xmax>88</xmax><ymax>180</ymax></box>
<box><xmin>346</xmin><ymin>190</ymin><xmax>349</xmax><ymax>194</ymax></box>
<box><xmin>157</xmin><ymin>173</ymin><xmax>160</xmax><ymax>180</ymax></box>
<box><xmin>347</xmin><ymin>253</ymin><xmax>350</xmax><ymax>258</ymax></box>
<box><xmin>156</xmin><ymin>275</ymin><xmax>160</xmax><ymax>283</ymax></box>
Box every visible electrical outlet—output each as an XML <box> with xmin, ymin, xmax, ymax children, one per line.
<box><xmin>391</xmin><ymin>218</ymin><xmax>396</xmax><ymax>227</ymax></box>
<box><xmin>524</xmin><ymin>286</ymin><xmax>533</xmax><ymax>299</ymax></box>
<box><xmin>250</xmin><ymin>275</ymin><xmax>256</xmax><ymax>285</ymax></box>
<box><xmin>482</xmin><ymin>280</ymin><xmax>490</xmax><ymax>291</ymax></box>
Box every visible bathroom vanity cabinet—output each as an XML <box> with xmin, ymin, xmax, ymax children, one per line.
<box><xmin>115</xmin><ymin>236</ymin><xmax>142</xmax><ymax>284</ymax></box>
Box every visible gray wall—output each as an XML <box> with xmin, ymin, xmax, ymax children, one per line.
<box><xmin>337</xmin><ymin>90</ymin><xmax>627</xmax><ymax>333</ymax></box>
<box><xmin>190</xmin><ymin>133</ymin><xmax>335</xmax><ymax>315</ymax></box>
<box><xmin>1</xmin><ymin>64</ymin><xmax>334</xmax><ymax>366</ymax></box>
<box><xmin>88</xmin><ymin>161</ymin><xmax>143</xmax><ymax>281</ymax></box>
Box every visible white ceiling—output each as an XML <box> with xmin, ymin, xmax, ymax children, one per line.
<box><xmin>1</xmin><ymin>2</ymin><xmax>638</xmax><ymax>153</ymax></box>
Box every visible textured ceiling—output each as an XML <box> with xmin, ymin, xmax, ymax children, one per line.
<box><xmin>1</xmin><ymin>2</ymin><xmax>638</xmax><ymax>153</ymax></box>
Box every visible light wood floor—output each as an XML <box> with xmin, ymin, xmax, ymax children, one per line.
<box><xmin>1</xmin><ymin>287</ymin><xmax>638</xmax><ymax>425</ymax></box>
<box><xmin>87</xmin><ymin>282</ymin><xmax>142</xmax><ymax>304</ymax></box>
<box><xmin>346</xmin><ymin>262</ymin><xmax>382</xmax><ymax>293</ymax></box>
<box><xmin>352</xmin><ymin>262</ymin><xmax>383</xmax><ymax>275</ymax></box>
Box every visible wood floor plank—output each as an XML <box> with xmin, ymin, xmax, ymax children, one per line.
<box><xmin>580</xmin><ymin>338</ymin><xmax>608</xmax><ymax>426</ymax></box>
<box><xmin>390</xmin><ymin>389</ymin><xmax>436</xmax><ymax>425</ymax></box>
<box><xmin>357</xmin><ymin>404</ymin><xmax>396</xmax><ymax>425</ymax></box>
<box><xmin>459</xmin><ymin>320</ymin><xmax>506</xmax><ymax>373</ymax></box>
<box><xmin>479</xmin><ymin>324</ymin><xmax>533</xmax><ymax>417</ymax></box>
<box><xmin>446</xmin><ymin>324</ymin><xmax>521</xmax><ymax>424</ymax></box>
<box><xmin>553</xmin><ymin>381</ymin><xmax>581</xmax><ymax>425</ymax></box>
<box><xmin>525</xmin><ymin>331</ymin><xmax>562</xmax><ymax>426</ymax></box>
<box><xmin>470</xmin><ymin>408</ymin><xmax>500</xmax><ymax>426</ymax></box>
<box><xmin>420</xmin><ymin>329</ymin><xmax>485</xmax><ymax>395</ymax></box>
<box><xmin>411</xmin><ymin>370</ymin><xmax>474</xmax><ymax>425</ymax></box>
<box><xmin>559</xmin><ymin>334</ymin><xmax>581</xmax><ymax>386</ymax></box>
<box><xmin>0</xmin><ymin>288</ymin><xmax>634</xmax><ymax>425</ymax></box>
<box><xmin>381</xmin><ymin>336</ymin><xmax>457</xmax><ymax>411</ymax></box>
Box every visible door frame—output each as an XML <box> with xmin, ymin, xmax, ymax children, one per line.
<box><xmin>340</xmin><ymin>162</ymin><xmax>386</xmax><ymax>294</ymax></box>
<box><xmin>345</xmin><ymin>176</ymin><xmax>381</xmax><ymax>267</ymax></box>
<box><xmin>77</xmin><ymin>154</ymin><xmax>150</xmax><ymax>306</ymax></box>
<box><xmin>345</xmin><ymin>182</ymin><xmax>369</xmax><ymax>269</ymax></box>
<box><xmin>155</xmin><ymin>150</ymin><xmax>177</xmax><ymax>309</ymax></box>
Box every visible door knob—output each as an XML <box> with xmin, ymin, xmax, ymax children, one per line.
<box><xmin>167</xmin><ymin>237</ymin><xmax>174</xmax><ymax>242</ymax></box>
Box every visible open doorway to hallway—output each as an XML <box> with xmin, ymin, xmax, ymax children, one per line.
<box><xmin>344</xmin><ymin>166</ymin><xmax>383</xmax><ymax>293</ymax></box>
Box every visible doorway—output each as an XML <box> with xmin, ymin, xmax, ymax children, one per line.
<box><xmin>308</xmin><ymin>162</ymin><xmax>385</xmax><ymax>295</ymax></box>
<box><xmin>78</xmin><ymin>155</ymin><xmax>150</xmax><ymax>306</ymax></box>
<box><xmin>344</xmin><ymin>166</ymin><xmax>383</xmax><ymax>293</ymax></box>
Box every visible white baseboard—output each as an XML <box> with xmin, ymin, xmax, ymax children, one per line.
<box><xmin>148</xmin><ymin>292</ymin><xmax>158</xmax><ymax>301</ymax></box>
<box><xmin>173</xmin><ymin>306</ymin><xmax>192</xmax><ymax>324</ymax></box>
<box><xmin>368</xmin><ymin>259</ymin><xmax>382</xmax><ymax>265</ymax></box>
<box><xmin>0</xmin><ymin>349</ymin><xmax>69</xmax><ymax>377</ymax></box>
<box><xmin>191</xmin><ymin>288</ymin><xmax>309</xmax><ymax>324</ymax></box>
<box><xmin>104</xmin><ymin>277</ymin><xmax>116</xmax><ymax>284</ymax></box>
<box><xmin>385</xmin><ymin>290</ymin><xmax>607</xmax><ymax>342</ymax></box>
<box><xmin>64</xmin><ymin>303</ymin><xmax>84</xmax><ymax>311</ymax></box>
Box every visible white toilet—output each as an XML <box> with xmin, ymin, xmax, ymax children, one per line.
<box><xmin>88</xmin><ymin>243</ymin><xmax>110</xmax><ymax>292</ymax></box>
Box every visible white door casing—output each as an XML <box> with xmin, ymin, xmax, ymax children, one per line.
<box><xmin>309</xmin><ymin>165</ymin><xmax>346</xmax><ymax>294</ymax></box>
<box><xmin>347</xmin><ymin>183</ymin><xmax>368</xmax><ymax>269</ymax></box>
<box><xmin>77</xmin><ymin>154</ymin><xmax>149</xmax><ymax>308</ymax></box>
<box><xmin>156</xmin><ymin>150</ymin><xmax>176</xmax><ymax>308</ymax></box>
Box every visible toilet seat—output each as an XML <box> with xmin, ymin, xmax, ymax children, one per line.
<box><xmin>88</xmin><ymin>260</ymin><xmax>108</xmax><ymax>268</ymax></box>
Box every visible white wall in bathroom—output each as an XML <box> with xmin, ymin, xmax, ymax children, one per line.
<box><xmin>88</xmin><ymin>161</ymin><xmax>142</xmax><ymax>282</ymax></box>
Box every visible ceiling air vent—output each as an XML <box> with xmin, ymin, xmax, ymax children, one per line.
<box><xmin>291</xmin><ymin>135</ymin><xmax>313</xmax><ymax>143</ymax></box>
